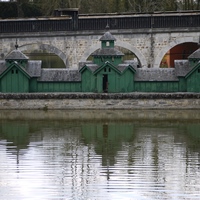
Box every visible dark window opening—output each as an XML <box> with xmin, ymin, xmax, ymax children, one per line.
<box><xmin>198</xmin><ymin>68</ymin><xmax>200</xmax><ymax>73</ymax></box>
<box><xmin>103</xmin><ymin>74</ymin><xmax>108</xmax><ymax>93</ymax></box>
<box><xmin>109</xmin><ymin>68</ymin><xmax>111</xmax><ymax>72</ymax></box>
<box><xmin>11</xmin><ymin>70</ymin><xmax>14</xmax><ymax>74</ymax></box>
<box><xmin>16</xmin><ymin>70</ymin><xmax>18</xmax><ymax>74</ymax></box>
<box><xmin>104</xmin><ymin>68</ymin><xmax>106</xmax><ymax>72</ymax></box>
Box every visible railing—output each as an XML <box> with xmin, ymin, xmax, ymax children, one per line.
<box><xmin>0</xmin><ymin>19</ymin><xmax>71</xmax><ymax>33</ymax></box>
<box><xmin>1</xmin><ymin>12</ymin><xmax>200</xmax><ymax>33</ymax></box>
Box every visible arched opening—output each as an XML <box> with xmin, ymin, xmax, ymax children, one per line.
<box><xmin>26</xmin><ymin>51</ymin><xmax>66</xmax><ymax>68</ymax></box>
<box><xmin>19</xmin><ymin>43</ymin><xmax>68</xmax><ymax>68</ymax></box>
<box><xmin>160</xmin><ymin>42</ymin><xmax>199</xmax><ymax>68</ymax></box>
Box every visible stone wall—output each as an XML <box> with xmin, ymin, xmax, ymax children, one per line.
<box><xmin>1</xmin><ymin>93</ymin><xmax>200</xmax><ymax>110</ymax></box>
<box><xmin>1</xmin><ymin>29</ymin><xmax>199</xmax><ymax>68</ymax></box>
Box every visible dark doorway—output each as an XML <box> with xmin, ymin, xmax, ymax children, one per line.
<box><xmin>103</xmin><ymin>74</ymin><xmax>108</xmax><ymax>93</ymax></box>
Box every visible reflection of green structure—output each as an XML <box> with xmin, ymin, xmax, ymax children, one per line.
<box><xmin>82</xmin><ymin>123</ymin><xmax>135</xmax><ymax>166</ymax></box>
<box><xmin>1</xmin><ymin>32</ymin><xmax>200</xmax><ymax>93</ymax></box>
<box><xmin>0</xmin><ymin>122</ymin><xmax>30</xmax><ymax>150</ymax></box>
<box><xmin>184</xmin><ymin>124</ymin><xmax>200</xmax><ymax>150</ymax></box>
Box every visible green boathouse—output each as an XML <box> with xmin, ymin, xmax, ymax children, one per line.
<box><xmin>1</xmin><ymin>31</ymin><xmax>200</xmax><ymax>93</ymax></box>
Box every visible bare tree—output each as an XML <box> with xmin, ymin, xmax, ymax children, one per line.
<box><xmin>13</xmin><ymin>0</ymin><xmax>200</xmax><ymax>17</ymax></box>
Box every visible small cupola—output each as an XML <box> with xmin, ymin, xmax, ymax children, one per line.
<box><xmin>91</xmin><ymin>31</ymin><xmax>124</xmax><ymax>66</ymax></box>
<box><xmin>100</xmin><ymin>31</ymin><xmax>116</xmax><ymax>48</ymax></box>
<box><xmin>5</xmin><ymin>41</ymin><xmax>29</xmax><ymax>67</ymax></box>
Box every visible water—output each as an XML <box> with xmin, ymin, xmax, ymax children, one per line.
<box><xmin>27</xmin><ymin>53</ymin><xmax>66</xmax><ymax>68</ymax></box>
<box><xmin>0</xmin><ymin>110</ymin><xmax>200</xmax><ymax>200</ymax></box>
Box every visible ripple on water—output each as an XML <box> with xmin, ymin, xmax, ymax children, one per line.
<box><xmin>0</xmin><ymin>121</ymin><xmax>200</xmax><ymax>200</ymax></box>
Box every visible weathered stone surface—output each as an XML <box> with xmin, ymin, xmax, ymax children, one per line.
<box><xmin>1</xmin><ymin>28</ymin><xmax>200</xmax><ymax>68</ymax></box>
<box><xmin>0</xmin><ymin>93</ymin><xmax>200</xmax><ymax>109</ymax></box>
<box><xmin>1</xmin><ymin>92</ymin><xmax>200</xmax><ymax>100</ymax></box>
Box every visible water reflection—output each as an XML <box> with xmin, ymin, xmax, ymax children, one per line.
<box><xmin>0</xmin><ymin>110</ymin><xmax>200</xmax><ymax>200</ymax></box>
<box><xmin>27</xmin><ymin>53</ymin><xmax>66</xmax><ymax>68</ymax></box>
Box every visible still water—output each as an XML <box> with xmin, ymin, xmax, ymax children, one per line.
<box><xmin>0</xmin><ymin>110</ymin><xmax>200</xmax><ymax>200</ymax></box>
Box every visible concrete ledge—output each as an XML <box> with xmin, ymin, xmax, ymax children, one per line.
<box><xmin>0</xmin><ymin>93</ymin><xmax>200</xmax><ymax>110</ymax></box>
<box><xmin>1</xmin><ymin>110</ymin><xmax>200</xmax><ymax>122</ymax></box>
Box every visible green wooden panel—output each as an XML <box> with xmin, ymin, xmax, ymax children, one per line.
<box><xmin>60</xmin><ymin>83</ymin><xmax>64</xmax><ymax>92</ymax></box>
<box><xmin>43</xmin><ymin>83</ymin><xmax>49</xmax><ymax>92</ymax></box>
<box><xmin>134</xmin><ymin>81</ymin><xmax>179</xmax><ymax>93</ymax></box>
<box><xmin>96</xmin><ymin>73</ymin><xmax>103</xmax><ymax>93</ymax></box>
<box><xmin>29</xmin><ymin>78</ymin><xmax>38</xmax><ymax>92</ymax></box>
<box><xmin>91</xmin><ymin>76</ymin><xmax>96</xmax><ymax>92</ymax></box>
<box><xmin>46</xmin><ymin>83</ymin><xmax>53</xmax><ymax>92</ymax></box>
<box><xmin>122</xmin><ymin>70</ymin><xmax>134</xmax><ymax>92</ymax></box>
<box><xmin>144</xmin><ymin>82</ymin><xmax>150</xmax><ymax>92</ymax></box>
<box><xmin>1</xmin><ymin>67</ymin><xmax>29</xmax><ymax>93</ymax></box>
<box><xmin>119</xmin><ymin>74</ymin><xmax>124</xmax><ymax>92</ymax></box>
<box><xmin>101</xmin><ymin>41</ymin><xmax>114</xmax><ymax>48</ymax></box>
<box><xmin>37</xmin><ymin>83</ymin><xmax>43</xmax><ymax>92</ymax></box>
<box><xmin>187</xmin><ymin>70</ymin><xmax>200</xmax><ymax>92</ymax></box>
<box><xmin>157</xmin><ymin>83</ymin><xmax>162</xmax><ymax>92</ymax></box>
<box><xmin>74</xmin><ymin>82</ymin><xmax>81</xmax><ymax>92</ymax></box>
<box><xmin>134</xmin><ymin>82</ymin><xmax>140</xmax><ymax>92</ymax></box>
<box><xmin>140</xmin><ymin>82</ymin><xmax>146</xmax><ymax>92</ymax></box>
<box><xmin>36</xmin><ymin>82</ymin><xmax>81</xmax><ymax>92</ymax></box>
<box><xmin>65</xmin><ymin>83</ymin><xmax>71</xmax><ymax>92</ymax></box>
<box><xmin>116</xmin><ymin>75</ymin><xmax>121</xmax><ymax>92</ymax></box>
<box><xmin>82</xmin><ymin>69</ymin><xmax>93</xmax><ymax>92</ymax></box>
<box><xmin>49</xmin><ymin>83</ymin><xmax>54</xmax><ymax>92</ymax></box>
<box><xmin>70</xmin><ymin>83</ymin><xmax>76</xmax><ymax>92</ymax></box>
<box><xmin>167</xmin><ymin>82</ymin><xmax>172</xmax><ymax>92</ymax></box>
<box><xmin>108</xmin><ymin>74</ymin><xmax>115</xmax><ymax>92</ymax></box>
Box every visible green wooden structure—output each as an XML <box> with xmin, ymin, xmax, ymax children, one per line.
<box><xmin>1</xmin><ymin>31</ymin><xmax>200</xmax><ymax>93</ymax></box>
<box><xmin>80</xmin><ymin>32</ymin><xmax>136</xmax><ymax>93</ymax></box>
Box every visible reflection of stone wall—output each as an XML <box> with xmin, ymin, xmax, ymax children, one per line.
<box><xmin>1</xmin><ymin>93</ymin><xmax>200</xmax><ymax>110</ymax></box>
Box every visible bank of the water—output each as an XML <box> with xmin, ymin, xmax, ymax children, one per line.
<box><xmin>1</xmin><ymin>93</ymin><xmax>200</xmax><ymax>110</ymax></box>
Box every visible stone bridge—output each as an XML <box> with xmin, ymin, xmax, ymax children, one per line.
<box><xmin>1</xmin><ymin>15</ymin><xmax>200</xmax><ymax>68</ymax></box>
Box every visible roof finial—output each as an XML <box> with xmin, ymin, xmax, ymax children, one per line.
<box><xmin>106</xmin><ymin>20</ymin><xmax>110</xmax><ymax>30</ymax></box>
<box><xmin>15</xmin><ymin>39</ymin><xmax>19</xmax><ymax>50</ymax></box>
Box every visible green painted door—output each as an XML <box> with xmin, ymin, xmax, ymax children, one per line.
<box><xmin>108</xmin><ymin>74</ymin><xmax>115</xmax><ymax>93</ymax></box>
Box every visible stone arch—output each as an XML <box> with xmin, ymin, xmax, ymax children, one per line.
<box><xmin>154</xmin><ymin>37</ymin><xmax>198</xmax><ymax>68</ymax></box>
<box><xmin>80</xmin><ymin>42</ymin><xmax>101</xmax><ymax>63</ymax></box>
<box><xmin>80</xmin><ymin>41</ymin><xmax>148</xmax><ymax>68</ymax></box>
<box><xmin>19</xmin><ymin>43</ymin><xmax>69</xmax><ymax>68</ymax></box>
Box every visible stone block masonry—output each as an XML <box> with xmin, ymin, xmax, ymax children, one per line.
<box><xmin>1</xmin><ymin>93</ymin><xmax>200</xmax><ymax>110</ymax></box>
<box><xmin>1</xmin><ymin>28</ymin><xmax>200</xmax><ymax>68</ymax></box>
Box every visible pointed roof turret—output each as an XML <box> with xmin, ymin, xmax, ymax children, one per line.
<box><xmin>5</xmin><ymin>40</ymin><xmax>29</xmax><ymax>61</ymax></box>
<box><xmin>100</xmin><ymin>31</ymin><xmax>116</xmax><ymax>41</ymax></box>
<box><xmin>5</xmin><ymin>49</ymin><xmax>29</xmax><ymax>61</ymax></box>
<box><xmin>92</xmin><ymin>31</ymin><xmax>124</xmax><ymax>57</ymax></box>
